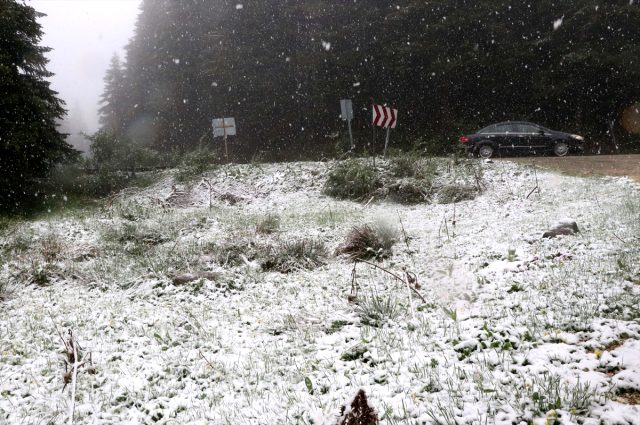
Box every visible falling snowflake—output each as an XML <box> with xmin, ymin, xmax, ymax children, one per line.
<box><xmin>553</xmin><ymin>16</ymin><xmax>564</xmax><ymax>30</ymax></box>
<box><xmin>173</xmin><ymin>58</ymin><xmax>180</xmax><ymax>65</ymax></box>
<box><xmin>236</xmin><ymin>4</ymin><xmax>243</xmax><ymax>10</ymax></box>
<box><xmin>321</xmin><ymin>40</ymin><xmax>331</xmax><ymax>51</ymax></box>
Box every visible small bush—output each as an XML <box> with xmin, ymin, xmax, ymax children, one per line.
<box><xmin>175</xmin><ymin>148</ymin><xmax>220</xmax><ymax>182</ymax></box>
<box><xmin>262</xmin><ymin>239</ymin><xmax>328</xmax><ymax>273</ymax></box>
<box><xmin>437</xmin><ymin>185</ymin><xmax>478</xmax><ymax>204</ymax></box>
<box><xmin>386</xmin><ymin>178</ymin><xmax>433</xmax><ymax>204</ymax></box>
<box><xmin>337</xmin><ymin>222</ymin><xmax>397</xmax><ymax>260</ymax></box>
<box><xmin>324</xmin><ymin>159</ymin><xmax>382</xmax><ymax>200</ymax></box>
<box><xmin>389</xmin><ymin>153</ymin><xmax>437</xmax><ymax>179</ymax></box>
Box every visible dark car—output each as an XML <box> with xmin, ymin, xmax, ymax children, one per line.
<box><xmin>459</xmin><ymin>121</ymin><xmax>584</xmax><ymax>158</ymax></box>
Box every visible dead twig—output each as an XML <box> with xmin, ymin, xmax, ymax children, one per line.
<box><xmin>353</xmin><ymin>259</ymin><xmax>427</xmax><ymax>304</ymax></box>
<box><xmin>526</xmin><ymin>164</ymin><xmax>540</xmax><ymax>199</ymax></box>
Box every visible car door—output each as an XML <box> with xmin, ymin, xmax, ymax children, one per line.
<box><xmin>521</xmin><ymin>124</ymin><xmax>549</xmax><ymax>154</ymax></box>
<box><xmin>494</xmin><ymin>123</ymin><xmax>520</xmax><ymax>152</ymax></box>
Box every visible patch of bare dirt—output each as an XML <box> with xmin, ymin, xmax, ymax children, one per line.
<box><xmin>504</xmin><ymin>154</ymin><xmax>640</xmax><ymax>182</ymax></box>
<box><xmin>616</xmin><ymin>389</ymin><xmax>640</xmax><ymax>405</ymax></box>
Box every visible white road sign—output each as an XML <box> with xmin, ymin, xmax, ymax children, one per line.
<box><xmin>212</xmin><ymin>117</ymin><xmax>236</xmax><ymax>137</ymax></box>
<box><xmin>340</xmin><ymin>99</ymin><xmax>353</xmax><ymax>121</ymax></box>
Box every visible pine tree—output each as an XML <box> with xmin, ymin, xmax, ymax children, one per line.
<box><xmin>0</xmin><ymin>0</ymin><xmax>77</xmax><ymax>212</ymax></box>
<box><xmin>98</xmin><ymin>54</ymin><xmax>127</xmax><ymax>134</ymax></box>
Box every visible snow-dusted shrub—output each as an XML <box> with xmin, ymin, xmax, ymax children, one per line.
<box><xmin>323</xmin><ymin>159</ymin><xmax>382</xmax><ymax>200</ymax></box>
<box><xmin>261</xmin><ymin>238</ymin><xmax>327</xmax><ymax>273</ymax></box>
<box><xmin>175</xmin><ymin>148</ymin><xmax>220</xmax><ymax>183</ymax></box>
<box><xmin>336</xmin><ymin>221</ymin><xmax>397</xmax><ymax>260</ymax></box>
<box><xmin>436</xmin><ymin>184</ymin><xmax>478</xmax><ymax>204</ymax></box>
<box><xmin>385</xmin><ymin>178</ymin><xmax>433</xmax><ymax>204</ymax></box>
<box><xmin>389</xmin><ymin>152</ymin><xmax>437</xmax><ymax>180</ymax></box>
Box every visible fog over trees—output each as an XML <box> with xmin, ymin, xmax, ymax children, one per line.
<box><xmin>98</xmin><ymin>0</ymin><xmax>640</xmax><ymax>160</ymax></box>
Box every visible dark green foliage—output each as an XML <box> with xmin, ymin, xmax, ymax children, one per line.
<box><xmin>0</xmin><ymin>0</ymin><xmax>77</xmax><ymax>212</ymax></box>
<box><xmin>98</xmin><ymin>54</ymin><xmax>127</xmax><ymax>134</ymax></box>
<box><xmin>323</xmin><ymin>160</ymin><xmax>382</xmax><ymax>200</ymax></box>
<box><xmin>175</xmin><ymin>148</ymin><xmax>220</xmax><ymax>183</ymax></box>
<box><xmin>76</xmin><ymin>130</ymin><xmax>161</xmax><ymax>197</ymax></box>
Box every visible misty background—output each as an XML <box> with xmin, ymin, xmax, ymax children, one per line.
<box><xmin>29</xmin><ymin>0</ymin><xmax>141</xmax><ymax>152</ymax></box>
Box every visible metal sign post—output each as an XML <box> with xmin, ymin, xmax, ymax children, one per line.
<box><xmin>340</xmin><ymin>99</ymin><xmax>354</xmax><ymax>150</ymax></box>
<box><xmin>212</xmin><ymin>117</ymin><xmax>237</xmax><ymax>162</ymax></box>
<box><xmin>383</xmin><ymin>127</ymin><xmax>391</xmax><ymax>157</ymax></box>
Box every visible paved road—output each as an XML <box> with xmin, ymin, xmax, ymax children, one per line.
<box><xmin>504</xmin><ymin>154</ymin><xmax>640</xmax><ymax>182</ymax></box>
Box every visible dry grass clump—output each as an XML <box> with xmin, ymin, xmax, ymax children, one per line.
<box><xmin>209</xmin><ymin>239</ymin><xmax>264</xmax><ymax>267</ymax></box>
<box><xmin>262</xmin><ymin>239</ymin><xmax>328</xmax><ymax>273</ymax></box>
<box><xmin>255</xmin><ymin>214</ymin><xmax>280</xmax><ymax>235</ymax></box>
<box><xmin>336</xmin><ymin>221</ymin><xmax>397</xmax><ymax>260</ymax></box>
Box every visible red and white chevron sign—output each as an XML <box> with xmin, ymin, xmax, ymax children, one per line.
<box><xmin>372</xmin><ymin>104</ymin><xmax>398</xmax><ymax>129</ymax></box>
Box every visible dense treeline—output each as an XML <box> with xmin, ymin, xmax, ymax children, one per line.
<box><xmin>100</xmin><ymin>0</ymin><xmax>640</xmax><ymax>160</ymax></box>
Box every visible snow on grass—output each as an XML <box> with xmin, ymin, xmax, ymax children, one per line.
<box><xmin>1</xmin><ymin>158</ymin><xmax>639</xmax><ymax>424</ymax></box>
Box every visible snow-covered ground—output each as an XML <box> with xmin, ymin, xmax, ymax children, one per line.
<box><xmin>1</xmin><ymin>159</ymin><xmax>639</xmax><ymax>425</ymax></box>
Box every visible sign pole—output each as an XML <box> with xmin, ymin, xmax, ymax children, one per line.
<box><xmin>371</xmin><ymin>102</ymin><xmax>376</xmax><ymax>166</ymax></box>
<box><xmin>347</xmin><ymin>118</ymin><xmax>354</xmax><ymax>151</ymax></box>
<box><xmin>223</xmin><ymin>118</ymin><xmax>229</xmax><ymax>162</ymax></box>
<box><xmin>383</xmin><ymin>126</ymin><xmax>391</xmax><ymax>158</ymax></box>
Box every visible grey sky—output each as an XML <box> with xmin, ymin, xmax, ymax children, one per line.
<box><xmin>28</xmin><ymin>0</ymin><xmax>141</xmax><ymax>136</ymax></box>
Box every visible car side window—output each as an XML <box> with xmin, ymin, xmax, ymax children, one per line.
<box><xmin>478</xmin><ymin>125</ymin><xmax>497</xmax><ymax>134</ymax></box>
<box><xmin>520</xmin><ymin>125</ymin><xmax>541</xmax><ymax>133</ymax></box>
<box><xmin>496</xmin><ymin>124</ymin><xmax>518</xmax><ymax>133</ymax></box>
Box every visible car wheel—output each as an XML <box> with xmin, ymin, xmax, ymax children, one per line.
<box><xmin>478</xmin><ymin>144</ymin><xmax>494</xmax><ymax>158</ymax></box>
<box><xmin>553</xmin><ymin>141</ymin><xmax>569</xmax><ymax>157</ymax></box>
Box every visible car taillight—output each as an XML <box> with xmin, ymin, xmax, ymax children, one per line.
<box><xmin>459</xmin><ymin>135</ymin><xmax>469</xmax><ymax>144</ymax></box>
